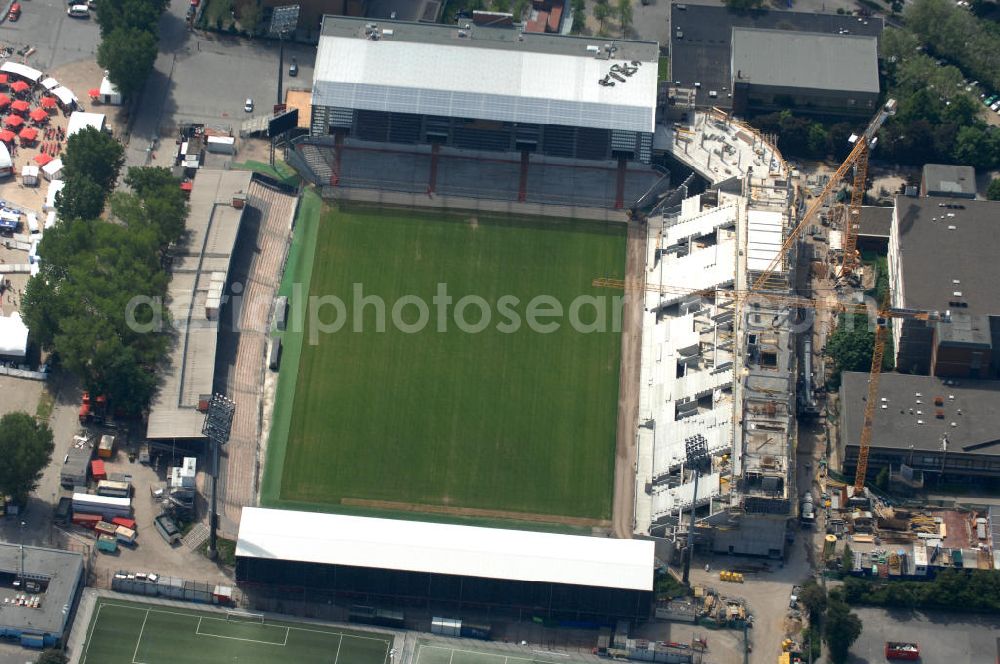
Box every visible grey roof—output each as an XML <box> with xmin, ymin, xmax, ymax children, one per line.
<box><xmin>731</xmin><ymin>28</ymin><xmax>879</xmax><ymax>93</ymax></box>
<box><xmin>147</xmin><ymin>170</ymin><xmax>253</xmax><ymax>440</ymax></box>
<box><xmin>313</xmin><ymin>17</ymin><xmax>659</xmax><ymax>134</ymax></box>
<box><xmin>859</xmin><ymin>206</ymin><xmax>892</xmax><ymax>238</ymax></box>
<box><xmin>922</xmin><ymin>163</ymin><xmax>976</xmax><ymax>197</ymax></box>
<box><xmin>894</xmin><ymin>195</ymin><xmax>1000</xmax><ymax>317</ymax></box>
<box><xmin>840</xmin><ymin>372</ymin><xmax>1000</xmax><ymax>454</ymax></box>
<box><xmin>668</xmin><ymin>4</ymin><xmax>883</xmax><ymax>108</ymax></box>
<box><xmin>0</xmin><ymin>543</ymin><xmax>83</xmax><ymax>637</ymax></box>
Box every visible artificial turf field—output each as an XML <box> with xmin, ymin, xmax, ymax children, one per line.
<box><xmin>414</xmin><ymin>641</ymin><xmax>588</xmax><ymax>664</ymax></box>
<box><xmin>263</xmin><ymin>205</ymin><xmax>626</xmax><ymax>522</ymax></box>
<box><xmin>80</xmin><ymin>599</ymin><xmax>392</xmax><ymax>664</ymax></box>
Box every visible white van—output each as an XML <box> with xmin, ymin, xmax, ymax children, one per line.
<box><xmin>67</xmin><ymin>4</ymin><xmax>89</xmax><ymax>16</ymax></box>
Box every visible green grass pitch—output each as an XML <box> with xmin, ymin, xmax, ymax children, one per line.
<box><xmin>264</xmin><ymin>206</ymin><xmax>626</xmax><ymax>521</ymax></box>
<box><xmin>414</xmin><ymin>641</ymin><xmax>589</xmax><ymax>664</ymax></box>
<box><xmin>80</xmin><ymin>600</ymin><xmax>392</xmax><ymax>664</ymax></box>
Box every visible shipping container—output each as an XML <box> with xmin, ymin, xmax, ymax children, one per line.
<box><xmin>54</xmin><ymin>496</ymin><xmax>72</xmax><ymax>524</ymax></box>
<box><xmin>111</xmin><ymin>516</ymin><xmax>136</xmax><ymax>530</ymax></box>
<box><xmin>90</xmin><ymin>459</ymin><xmax>106</xmax><ymax>481</ymax></box>
<box><xmin>115</xmin><ymin>525</ymin><xmax>137</xmax><ymax>545</ymax></box>
<box><xmin>274</xmin><ymin>295</ymin><xmax>288</xmax><ymax>331</ymax></box>
<box><xmin>206</xmin><ymin>135</ymin><xmax>236</xmax><ymax>154</ymax></box>
<box><xmin>72</xmin><ymin>493</ymin><xmax>131</xmax><ymax>520</ymax></box>
<box><xmin>154</xmin><ymin>513</ymin><xmax>181</xmax><ymax>544</ymax></box>
<box><xmin>97</xmin><ymin>434</ymin><xmax>115</xmax><ymax>459</ymax></box>
<box><xmin>19</xmin><ymin>634</ymin><xmax>44</xmax><ymax>649</ymax></box>
<box><xmin>431</xmin><ymin>617</ymin><xmax>462</xmax><ymax>637</ymax></box>
<box><xmin>71</xmin><ymin>513</ymin><xmax>101</xmax><ymax>528</ymax></box>
<box><xmin>94</xmin><ymin>521</ymin><xmax>118</xmax><ymax>537</ymax></box>
<box><xmin>97</xmin><ymin>534</ymin><xmax>119</xmax><ymax>553</ymax></box>
<box><xmin>97</xmin><ymin>480</ymin><xmax>131</xmax><ymax>498</ymax></box>
<box><xmin>60</xmin><ymin>444</ymin><xmax>93</xmax><ymax>488</ymax></box>
<box><xmin>268</xmin><ymin>338</ymin><xmax>282</xmax><ymax>371</ymax></box>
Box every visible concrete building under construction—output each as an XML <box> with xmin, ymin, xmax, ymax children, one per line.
<box><xmin>634</xmin><ymin>109</ymin><xmax>798</xmax><ymax>559</ymax></box>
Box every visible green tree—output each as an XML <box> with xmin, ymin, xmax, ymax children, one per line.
<box><xmin>842</xmin><ymin>544</ymin><xmax>854</xmax><ymax>573</ymax></box>
<box><xmin>722</xmin><ymin>0</ymin><xmax>765</xmax><ymax>9</ymax></box>
<box><xmin>875</xmin><ymin>466</ymin><xmax>890</xmax><ymax>490</ymax></box>
<box><xmin>96</xmin><ymin>0</ymin><xmax>167</xmax><ymax>36</ymax></box>
<box><xmin>97</xmin><ymin>27</ymin><xmax>158</xmax><ymax>100</ymax></box>
<box><xmin>118</xmin><ymin>166</ymin><xmax>189</xmax><ymax>248</ymax></box>
<box><xmin>823</xmin><ymin>594</ymin><xmax>863</xmax><ymax>664</ymax></box>
<box><xmin>36</xmin><ymin>649</ymin><xmax>68</xmax><ymax>664</ymax></box>
<box><xmin>807</xmin><ymin>122</ymin><xmax>829</xmax><ymax>158</ymax></box>
<box><xmin>63</xmin><ymin>126</ymin><xmax>125</xmax><ymax>192</ymax></box>
<box><xmin>798</xmin><ymin>580</ymin><xmax>828</xmax><ymax>622</ymax></box>
<box><xmin>592</xmin><ymin>0</ymin><xmax>611</xmax><ymax>31</ymax></box>
<box><xmin>0</xmin><ymin>412</ymin><xmax>54</xmax><ymax>505</ymax></box>
<box><xmin>616</xmin><ymin>0</ymin><xmax>632</xmax><ymax>35</ymax></box>
<box><xmin>55</xmin><ymin>177</ymin><xmax>108</xmax><ymax>221</ymax></box>
<box><xmin>824</xmin><ymin>314</ymin><xmax>889</xmax><ymax>388</ymax></box>
<box><xmin>571</xmin><ymin>0</ymin><xmax>586</xmax><ymax>32</ymax></box>
<box><xmin>988</xmin><ymin>178</ymin><xmax>1000</xmax><ymax>200</ymax></box>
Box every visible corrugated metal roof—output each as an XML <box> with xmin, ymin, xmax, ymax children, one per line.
<box><xmin>731</xmin><ymin>28</ymin><xmax>879</xmax><ymax>94</ymax></box>
<box><xmin>236</xmin><ymin>508</ymin><xmax>655</xmax><ymax>591</ymax></box>
<box><xmin>312</xmin><ymin>32</ymin><xmax>657</xmax><ymax>133</ymax></box>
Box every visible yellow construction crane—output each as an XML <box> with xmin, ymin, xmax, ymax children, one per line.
<box><xmin>749</xmin><ymin>99</ymin><xmax>897</xmax><ymax>292</ymax></box>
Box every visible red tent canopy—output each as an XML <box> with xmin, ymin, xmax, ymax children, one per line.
<box><xmin>87</xmin><ymin>88</ymin><xmax>100</xmax><ymax>98</ymax></box>
<box><xmin>0</xmin><ymin>95</ymin><xmax>10</xmax><ymax>109</ymax></box>
<box><xmin>9</xmin><ymin>80</ymin><xmax>29</xmax><ymax>93</ymax></box>
<box><xmin>10</xmin><ymin>100</ymin><xmax>29</xmax><ymax>113</ymax></box>
<box><xmin>0</xmin><ymin>130</ymin><xmax>14</xmax><ymax>143</ymax></box>
<box><xmin>4</xmin><ymin>115</ymin><xmax>23</xmax><ymax>128</ymax></box>
<box><xmin>29</xmin><ymin>108</ymin><xmax>48</xmax><ymax>123</ymax></box>
<box><xmin>18</xmin><ymin>126</ymin><xmax>37</xmax><ymax>142</ymax></box>
<box><xmin>33</xmin><ymin>153</ymin><xmax>52</xmax><ymax>166</ymax></box>
<box><xmin>39</xmin><ymin>96</ymin><xmax>56</xmax><ymax>109</ymax></box>
<box><xmin>0</xmin><ymin>75</ymin><xmax>8</xmax><ymax>85</ymax></box>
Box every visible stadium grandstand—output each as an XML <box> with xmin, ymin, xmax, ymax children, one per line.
<box><xmin>235</xmin><ymin>508</ymin><xmax>655</xmax><ymax>621</ymax></box>
<box><xmin>289</xmin><ymin>16</ymin><xmax>664</xmax><ymax>209</ymax></box>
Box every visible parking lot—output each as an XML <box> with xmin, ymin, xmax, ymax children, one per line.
<box><xmin>0</xmin><ymin>0</ymin><xmax>99</xmax><ymax>72</ymax></box>
<box><xmin>849</xmin><ymin>606</ymin><xmax>1000</xmax><ymax>663</ymax></box>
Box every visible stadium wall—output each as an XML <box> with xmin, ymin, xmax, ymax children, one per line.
<box><xmin>235</xmin><ymin>558</ymin><xmax>652</xmax><ymax>622</ymax></box>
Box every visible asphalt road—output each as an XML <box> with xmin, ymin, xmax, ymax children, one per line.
<box><xmin>124</xmin><ymin>7</ymin><xmax>316</xmax><ymax>168</ymax></box>
<box><xmin>0</xmin><ymin>0</ymin><xmax>100</xmax><ymax>72</ymax></box>
<box><xmin>849</xmin><ymin>606</ymin><xmax>1000</xmax><ymax>664</ymax></box>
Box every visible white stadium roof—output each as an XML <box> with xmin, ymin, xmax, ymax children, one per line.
<box><xmin>237</xmin><ymin>508</ymin><xmax>655</xmax><ymax>591</ymax></box>
<box><xmin>313</xmin><ymin>18</ymin><xmax>659</xmax><ymax>134</ymax></box>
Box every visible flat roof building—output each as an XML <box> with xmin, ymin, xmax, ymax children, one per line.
<box><xmin>0</xmin><ymin>543</ymin><xmax>84</xmax><ymax>649</ymax></box>
<box><xmin>839</xmin><ymin>372</ymin><xmax>1000</xmax><ymax>482</ymax></box>
<box><xmin>888</xmin><ymin>196</ymin><xmax>1000</xmax><ymax>378</ymax></box>
<box><xmin>236</xmin><ymin>508</ymin><xmax>654</xmax><ymax>620</ymax></box>
<box><xmin>731</xmin><ymin>28</ymin><xmax>879</xmax><ymax>116</ymax></box>
<box><xmin>310</xmin><ymin>16</ymin><xmax>659</xmax><ymax>163</ymax></box>
<box><xmin>921</xmin><ymin>164</ymin><xmax>976</xmax><ymax>199</ymax></box>
<box><xmin>146</xmin><ymin>170</ymin><xmax>253</xmax><ymax>440</ymax></box>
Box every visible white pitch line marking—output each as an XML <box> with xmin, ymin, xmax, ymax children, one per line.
<box><xmin>131</xmin><ymin>609</ymin><xmax>150</xmax><ymax>664</ymax></box>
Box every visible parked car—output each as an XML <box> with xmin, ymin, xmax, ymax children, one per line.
<box><xmin>244</xmin><ymin>98</ymin><xmax>253</xmax><ymax>113</ymax></box>
<box><xmin>288</xmin><ymin>58</ymin><xmax>298</xmax><ymax>77</ymax></box>
<box><xmin>67</xmin><ymin>4</ymin><xmax>88</xmax><ymax>16</ymax></box>
<box><xmin>985</xmin><ymin>95</ymin><xmax>997</xmax><ymax>106</ymax></box>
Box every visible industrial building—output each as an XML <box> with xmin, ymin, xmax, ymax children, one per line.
<box><xmin>856</xmin><ymin>206</ymin><xmax>892</xmax><ymax>253</ymax></box>
<box><xmin>0</xmin><ymin>543</ymin><xmax>84</xmax><ymax>649</ymax></box>
<box><xmin>636</xmin><ymin>108</ymin><xmax>797</xmax><ymax>558</ymax></box>
<box><xmin>888</xmin><ymin>196</ymin><xmax>1000</xmax><ymax>378</ymax></box>
<box><xmin>730</xmin><ymin>29</ymin><xmax>880</xmax><ymax>116</ymax></box>
<box><xmin>921</xmin><ymin>164</ymin><xmax>976</xmax><ymax>199</ymax></box>
<box><xmin>235</xmin><ymin>508</ymin><xmax>655</xmax><ymax>621</ymax></box>
<box><xmin>667</xmin><ymin>4</ymin><xmax>882</xmax><ymax>111</ymax></box>
<box><xmin>309</xmin><ymin>17</ymin><xmax>658</xmax><ymax>162</ymax></box>
<box><xmin>839</xmin><ymin>371</ymin><xmax>1000</xmax><ymax>483</ymax></box>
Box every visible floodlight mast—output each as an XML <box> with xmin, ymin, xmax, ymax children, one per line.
<box><xmin>201</xmin><ymin>394</ymin><xmax>235</xmax><ymax>560</ymax></box>
<box><xmin>269</xmin><ymin>5</ymin><xmax>300</xmax><ymax>166</ymax></box>
<box><xmin>681</xmin><ymin>434</ymin><xmax>709</xmax><ymax>585</ymax></box>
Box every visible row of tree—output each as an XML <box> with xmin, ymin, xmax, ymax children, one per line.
<box><xmin>798</xmin><ymin>581</ymin><xmax>864</xmax><ymax>664</ymax></box>
<box><xmin>23</xmin><ymin>133</ymin><xmax>188</xmax><ymax>415</ymax></box>
<box><xmin>842</xmin><ymin>569</ymin><xmax>1000</xmax><ymax>612</ymax></box>
<box><xmin>905</xmin><ymin>0</ymin><xmax>1000</xmax><ymax>95</ymax></box>
<box><xmin>95</xmin><ymin>0</ymin><xmax>167</xmax><ymax>100</ymax></box>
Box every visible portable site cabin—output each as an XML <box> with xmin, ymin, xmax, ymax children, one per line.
<box><xmin>25</xmin><ymin>212</ymin><xmax>39</xmax><ymax>234</ymax></box>
<box><xmin>205</xmin><ymin>135</ymin><xmax>236</xmax><ymax>154</ymax></box>
<box><xmin>98</xmin><ymin>77</ymin><xmax>122</xmax><ymax>106</ymax></box>
<box><xmin>41</xmin><ymin>158</ymin><xmax>63</xmax><ymax>181</ymax></box>
<box><xmin>21</xmin><ymin>165</ymin><xmax>38</xmax><ymax>187</ymax></box>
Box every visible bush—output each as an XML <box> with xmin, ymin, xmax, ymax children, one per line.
<box><xmin>843</xmin><ymin>569</ymin><xmax>1000</xmax><ymax>613</ymax></box>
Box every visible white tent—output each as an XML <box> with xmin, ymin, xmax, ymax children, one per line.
<box><xmin>67</xmin><ymin>112</ymin><xmax>105</xmax><ymax>137</ymax></box>
<box><xmin>49</xmin><ymin>86</ymin><xmax>77</xmax><ymax>110</ymax></box>
<box><xmin>0</xmin><ymin>312</ymin><xmax>29</xmax><ymax>357</ymax></box>
<box><xmin>41</xmin><ymin>158</ymin><xmax>63</xmax><ymax>181</ymax></box>
<box><xmin>40</xmin><ymin>77</ymin><xmax>59</xmax><ymax>91</ymax></box>
<box><xmin>21</xmin><ymin>164</ymin><xmax>38</xmax><ymax>186</ymax></box>
<box><xmin>99</xmin><ymin>77</ymin><xmax>122</xmax><ymax>105</ymax></box>
<box><xmin>0</xmin><ymin>62</ymin><xmax>42</xmax><ymax>83</ymax></box>
<box><xmin>45</xmin><ymin>210</ymin><xmax>56</xmax><ymax>230</ymax></box>
<box><xmin>0</xmin><ymin>142</ymin><xmax>11</xmax><ymax>177</ymax></box>
<box><xmin>44</xmin><ymin>180</ymin><xmax>64</xmax><ymax>211</ymax></box>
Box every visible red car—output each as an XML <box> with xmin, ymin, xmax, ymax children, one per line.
<box><xmin>7</xmin><ymin>4</ymin><xmax>20</xmax><ymax>21</ymax></box>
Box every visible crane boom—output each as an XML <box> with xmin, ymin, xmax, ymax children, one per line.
<box><xmin>749</xmin><ymin>99</ymin><xmax>896</xmax><ymax>293</ymax></box>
